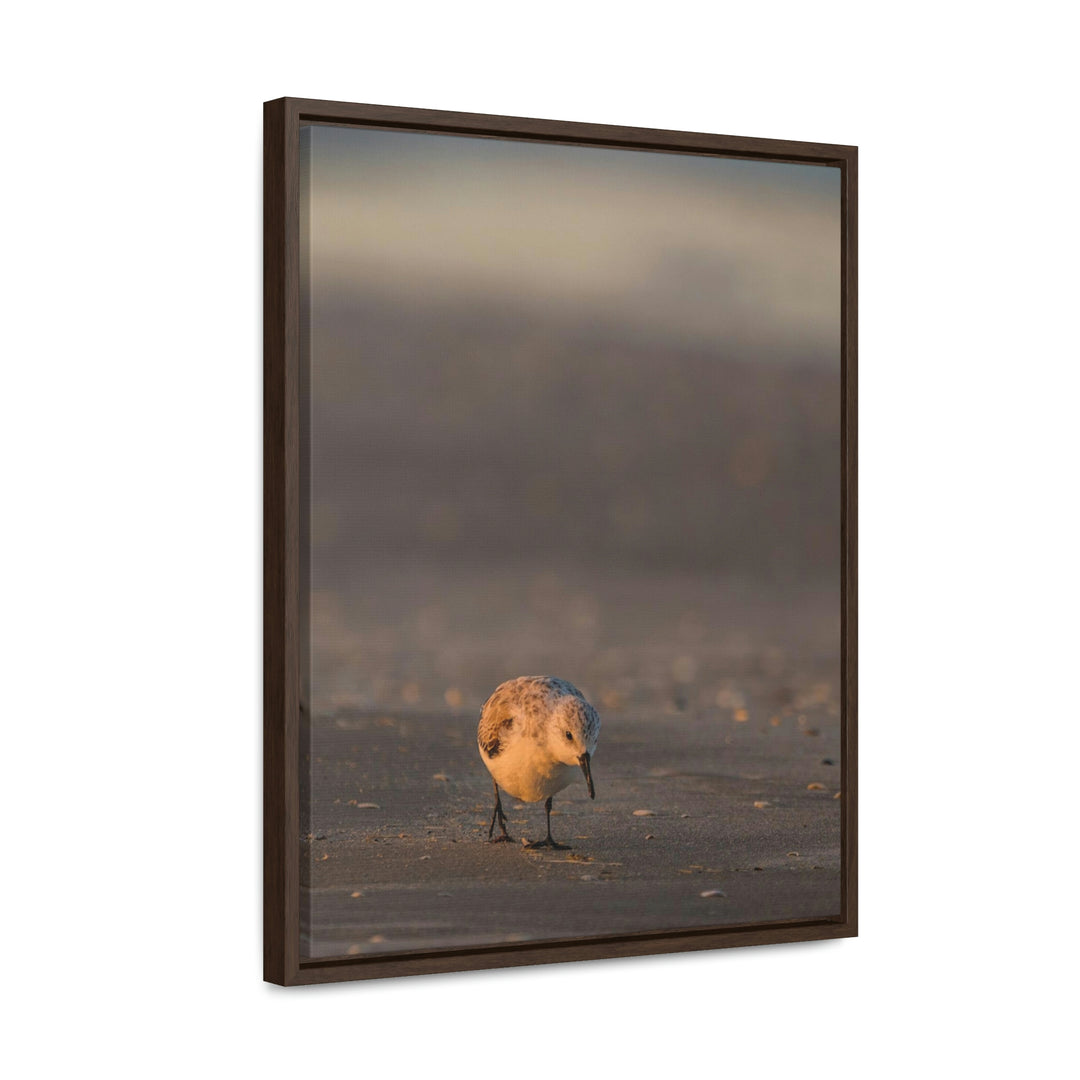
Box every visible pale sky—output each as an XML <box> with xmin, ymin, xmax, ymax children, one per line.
<box><xmin>302</xmin><ymin>123</ymin><xmax>840</xmax><ymax>365</ymax></box>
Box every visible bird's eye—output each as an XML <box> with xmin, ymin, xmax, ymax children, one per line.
<box><xmin>565</xmin><ymin>730</ymin><xmax>573</xmax><ymax>740</ymax></box>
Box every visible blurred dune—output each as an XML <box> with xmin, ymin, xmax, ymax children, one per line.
<box><xmin>301</xmin><ymin>122</ymin><xmax>841</xmax><ymax>756</ymax></box>
<box><xmin>309</xmin><ymin>290</ymin><xmax>839</xmax><ymax>580</ymax></box>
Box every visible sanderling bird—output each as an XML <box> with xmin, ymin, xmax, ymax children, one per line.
<box><xmin>477</xmin><ymin>675</ymin><xmax>600</xmax><ymax>849</ymax></box>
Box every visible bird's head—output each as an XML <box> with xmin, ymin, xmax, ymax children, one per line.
<box><xmin>546</xmin><ymin>697</ymin><xmax>600</xmax><ymax>798</ymax></box>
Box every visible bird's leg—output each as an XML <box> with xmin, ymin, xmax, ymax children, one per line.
<box><xmin>525</xmin><ymin>796</ymin><xmax>571</xmax><ymax>850</ymax></box>
<box><xmin>488</xmin><ymin>780</ymin><xmax>512</xmax><ymax>842</ymax></box>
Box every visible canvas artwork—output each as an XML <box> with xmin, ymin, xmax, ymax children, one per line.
<box><xmin>295</xmin><ymin>117</ymin><xmax>847</xmax><ymax>963</ymax></box>
<box><xmin>264</xmin><ymin>100</ymin><xmax>855</xmax><ymax>982</ymax></box>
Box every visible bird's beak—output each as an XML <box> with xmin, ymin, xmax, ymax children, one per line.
<box><xmin>578</xmin><ymin>751</ymin><xmax>595</xmax><ymax>799</ymax></box>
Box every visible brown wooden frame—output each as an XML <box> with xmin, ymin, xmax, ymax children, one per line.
<box><xmin>264</xmin><ymin>96</ymin><xmax>857</xmax><ymax>986</ymax></box>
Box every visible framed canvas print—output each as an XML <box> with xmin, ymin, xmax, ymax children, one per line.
<box><xmin>264</xmin><ymin>97</ymin><xmax>857</xmax><ymax>986</ymax></box>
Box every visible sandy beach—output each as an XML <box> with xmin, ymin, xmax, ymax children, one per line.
<box><xmin>300</xmin><ymin>574</ymin><xmax>842</xmax><ymax>960</ymax></box>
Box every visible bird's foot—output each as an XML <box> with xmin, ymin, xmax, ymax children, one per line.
<box><xmin>524</xmin><ymin>837</ymin><xmax>571</xmax><ymax>850</ymax></box>
<box><xmin>488</xmin><ymin>833</ymin><xmax>514</xmax><ymax>844</ymax></box>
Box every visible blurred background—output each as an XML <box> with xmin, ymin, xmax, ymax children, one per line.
<box><xmin>302</xmin><ymin>123</ymin><xmax>841</xmax><ymax>722</ymax></box>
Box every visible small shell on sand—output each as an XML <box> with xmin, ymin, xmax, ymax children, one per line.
<box><xmin>350</xmin><ymin>890</ymin><xmax>362</xmax><ymax>898</ymax></box>
<box><xmin>807</xmin><ymin>783</ymin><xmax>826</xmax><ymax>790</ymax></box>
<box><xmin>834</xmin><ymin>791</ymin><xmax>842</xmax><ymax>799</ymax></box>
<box><xmin>753</xmin><ymin>800</ymin><xmax>770</xmax><ymax>808</ymax></box>
<box><xmin>787</xmin><ymin>851</ymin><xmax>800</xmax><ymax>857</ymax></box>
<box><xmin>633</xmin><ymin>809</ymin><xmax>655</xmax><ymax>817</ymax></box>
<box><xmin>700</xmin><ymin>889</ymin><xmax>726</xmax><ymax>898</ymax></box>
<box><xmin>432</xmin><ymin>773</ymin><xmax>450</xmax><ymax>781</ymax></box>
<box><xmin>369</xmin><ymin>935</ymin><xmax>385</xmax><ymax>943</ymax></box>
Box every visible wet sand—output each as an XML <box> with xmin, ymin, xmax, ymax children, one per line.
<box><xmin>301</xmin><ymin>685</ymin><xmax>841</xmax><ymax>959</ymax></box>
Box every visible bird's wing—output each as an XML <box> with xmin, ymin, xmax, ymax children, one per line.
<box><xmin>478</xmin><ymin>708</ymin><xmax>516</xmax><ymax>759</ymax></box>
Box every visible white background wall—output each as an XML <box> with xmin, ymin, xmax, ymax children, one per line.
<box><xmin>4</xmin><ymin>2</ymin><xmax>1076</xmax><ymax>1077</ymax></box>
